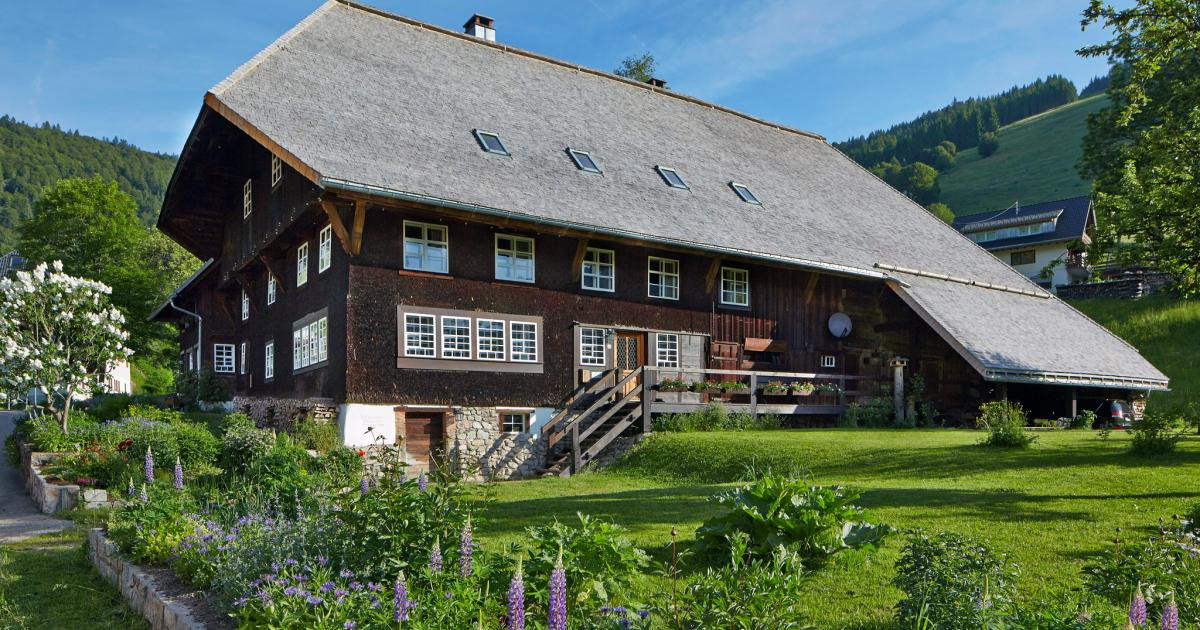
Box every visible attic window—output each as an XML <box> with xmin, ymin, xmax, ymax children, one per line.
<box><xmin>656</xmin><ymin>166</ymin><xmax>688</xmax><ymax>190</ymax></box>
<box><xmin>730</xmin><ymin>182</ymin><xmax>761</xmax><ymax>204</ymax></box>
<box><xmin>567</xmin><ymin>148</ymin><xmax>601</xmax><ymax>174</ymax></box>
<box><xmin>474</xmin><ymin>130</ymin><xmax>510</xmax><ymax>156</ymax></box>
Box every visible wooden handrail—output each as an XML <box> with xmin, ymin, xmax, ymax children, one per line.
<box><xmin>576</xmin><ymin>384</ymin><xmax>643</xmax><ymax>445</ymax></box>
<box><xmin>542</xmin><ymin>369</ymin><xmax>616</xmax><ymax>439</ymax></box>
<box><xmin>649</xmin><ymin>367</ymin><xmax>865</xmax><ymax>379</ymax></box>
<box><xmin>582</xmin><ymin>407</ymin><xmax>643</xmax><ymax>463</ymax></box>
<box><xmin>548</xmin><ymin>366</ymin><xmax>643</xmax><ymax>448</ymax></box>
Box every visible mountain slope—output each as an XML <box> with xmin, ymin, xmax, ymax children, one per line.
<box><xmin>0</xmin><ymin>115</ymin><xmax>177</xmax><ymax>251</ymax></box>
<box><xmin>938</xmin><ymin>95</ymin><xmax>1108</xmax><ymax>215</ymax></box>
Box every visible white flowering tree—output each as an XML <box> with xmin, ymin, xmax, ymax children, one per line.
<box><xmin>0</xmin><ymin>261</ymin><xmax>130</xmax><ymax>432</ymax></box>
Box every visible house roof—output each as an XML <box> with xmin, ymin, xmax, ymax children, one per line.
<box><xmin>953</xmin><ymin>196</ymin><xmax>1094</xmax><ymax>251</ymax></box>
<box><xmin>175</xmin><ymin>0</ymin><xmax>1166</xmax><ymax>390</ymax></box>
<box><xmin>147</xmin><ymin>259</ymin><xmax>215</xmax><ymax>322</ymax></box>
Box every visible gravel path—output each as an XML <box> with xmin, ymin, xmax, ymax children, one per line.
<box><xmin>0</xmin><ymin>410</ymin><xmax>73</xmax><ymax>544</ymax></box>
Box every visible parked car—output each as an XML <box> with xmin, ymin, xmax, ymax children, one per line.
<box><xmin>1092</xmin><ymin>399</ymin><xmax>1131</xmax><ymax>428</ymax></box>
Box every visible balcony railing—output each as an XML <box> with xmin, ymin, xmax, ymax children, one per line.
<box><xmin>644</xmin><ymin>367</ymin><xmax>868</xmax><ymax>416</ymax></box>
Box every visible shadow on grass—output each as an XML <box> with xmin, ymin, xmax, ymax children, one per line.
<box><xmin>481</xmin><ymin>484</ymin><xmax>720</xmax><ymax>538</ymax></box>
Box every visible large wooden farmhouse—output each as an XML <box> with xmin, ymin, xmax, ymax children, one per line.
<box><xmin>151</xmin><ymin>1</ymin><xmax>1167</xmax><ymax>478</ymax></box>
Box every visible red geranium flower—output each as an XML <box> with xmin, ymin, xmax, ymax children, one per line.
<box><xmin>357</xmin><ymin>449</ymin><xmax>366</xmax><ymax>457</ymax></box>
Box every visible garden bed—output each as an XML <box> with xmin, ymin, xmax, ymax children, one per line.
<box><xmin>19</xmin><ymin>442</ymin><xmax>121</xmax><ymax>513</ymax></box>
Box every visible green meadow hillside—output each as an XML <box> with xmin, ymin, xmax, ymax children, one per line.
<box><xmin>939</xmin><ymin>95</ymin><xmax>1107</xmax><ymax>215</ymax></box>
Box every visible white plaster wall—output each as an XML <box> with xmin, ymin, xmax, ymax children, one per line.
<box><xmin>996</xmin><ymin>244</ymin><xmax>1071</xmax><ymax>291</ymax></box>
<box><xmin>338</xmin><ymin>403</ymin><xmax>396</xmax><ymax>446</ymax></box>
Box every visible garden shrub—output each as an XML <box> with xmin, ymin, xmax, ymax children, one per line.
<box><xmin>24</xmin><ymin>411</ymin><xmax>97</xmax><ymax>451</ymax></box>
<box><xmin>1083</xmin><ymin>515</ymin><xmax>1199</xmax><ymax>624</ymax></box>
<box><xmin>174</xmin><ymin>368</ymin><xmax>231</xmax><ymax>404</ymax></box>
<box><xmin>844</xmin><ymin>397</ymin><xmax>893</xmax><ymax>428</ymax></box>
<box><xmin>1072</xmin><ymin>409</ymin><xmax>1097</xmax><ymax>429</ymax></box>
<box><xmin>651</xmin><ymin>405</ymin><xmax>782</xmax><ymax>433</ymax></box>
<box><xmin>695</xmin><ymin>471</ymin><xmax>892</xmax><ymax>564</ymax></box>
<box><xmin>220</xmin><ymin>413</ymin><xmax>275</xmax><ymax>473</ymax></box>
<box><xmin>171</xmin><ymin>419</ymin><xmax>220</xmax><ymax>468</ymax></box>
<box><xmin>108</xmin><ymin>484</ymin><xmax>199</xmax><ymax>564</ymax></box>
<box><xmin>521</xmin><ymin>512</ymin><xmax>648</xmax><ymax>608</ymax></box>
<box><xmin>1129</xmin><ymin>411</ymin><xmax>1185</xmax><ymax>455</ymax></box>
<box><xmin>893</xmin><ymin>531</ymin><xmax>1018</xmax><ymax>629</ymax></box>
<box><xmin>292</xmin><ymin>415</ymin><xmax>340</xmax><ymax>452</ymax></box>
<box><xmin>977</xmin><ymin>401</ymin><xmax>1037</xmax><ymax>448</ymax></box>
<box><xmin>86</xmin><ymin>393</ymin><xmax>135</xmax><ymax>421</ymax></box>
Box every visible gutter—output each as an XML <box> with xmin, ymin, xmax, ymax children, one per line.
<box><xmin>166</xmin><ymin>299</ymin><xmax>203</xmax><ymax>374</ymax></box>
<box><xmin>321</xmin><ymin>177</ymin><xmax>904</xmax><ymax>285</ymax></box>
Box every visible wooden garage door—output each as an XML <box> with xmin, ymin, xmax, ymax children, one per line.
<box><xmin>403</xmin><ymin>411</ymin><xmax>444</xmax><ymax>469</ymax></box>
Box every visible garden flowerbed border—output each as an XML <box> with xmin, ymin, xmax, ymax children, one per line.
<box><xmin>18</xmin><ymin>442</ymin><xmax>122</xmax><ymax>513</ymax></box>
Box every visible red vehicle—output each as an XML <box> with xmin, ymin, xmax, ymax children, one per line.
<box><xmin>1092</xmin><ymin>399</ymin><xmax>1131</xmax><ymax>429</ymax></box>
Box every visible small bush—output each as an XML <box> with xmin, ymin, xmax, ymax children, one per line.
<box><xmin>220</xmin><ymin>413</ymin><xmax>275</xmax><ymax>474</ymax></box>
<box><xmin>893</xmin><ymin>531</ymin><xmax>1018</xmax><ymax>629</ymax></box>
<box><xmin>1084</xmin><ymin>515</ymin><xmax>1200</xmax><ymax>624</ymax></box>
<box><xmin>107</xmin><ymin>484</ymin><xmax>199</xmax><ymax>564</ymax></box>
<box><xmin>978</xmin><ymin>132</ymin><xmax>1000</xmax><ymax>157</ymax></box>
<box><xmin>522</xmin><ymin>512</ymin><xmax>648</xmax><ymax>608</ymax></box>
<box><xmin>978</xmin><ymin>401</ymin><xmax>1037</xmax><ymax>448</ymax></box>
<box><xmin>1072</xmin><ymin>409</ymin><xmax>1097</xmax><ymax>429</ymax></box>
<box><xmin>174</xmin><ymin>368</ymin><xmax>231</xmax><ymax>404</ymax></box>
<box><xmin>23</xmin><ymin>411</ymin><xmax>97</xmax><ymax>451</ymax></box>
<box><xmin>844</xmin><ymin>397</ymin><xmax>893</xmax><ymax>428</ymax></box>
<box><xmin>1129</xmin><ymin>411</ymin><xmax>1185</xmax><ymax>455</ymax></box>
<box><xmin>292</xmin><ymin>415</ymin><xmax>339</xmax><ymax>452</ymax></box>
<box><xmin>650</xmin><ymin>405</ymin><xmax>781</xmax><ymax>433</ymax></box>
<box><xmin>87</xmin><ymin>394</ymin><xmax>135</xmax><ymax>421</ymax></box>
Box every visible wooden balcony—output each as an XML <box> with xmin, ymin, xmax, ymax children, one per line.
<box><xmin>644</xmin><ymin>367</ymin><xmax>867</xmax><ymax>417</ymax></box>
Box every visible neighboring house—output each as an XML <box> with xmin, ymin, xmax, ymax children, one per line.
<box><xmin>150</xmin><ymin>2</ymin><xmax>1167</xmax><ymax>478</ymax></box>
<box><xmin>22</xmin><ymin>360</ymin><xmax>133</xmax><ymax>404</ymax></box>
<box><xmin>953</xmin><ymin>196</ymin><xmax>1094</xmax><ymax>292</ymax></box>
<box><xmin>0</xmin><ymin>251</ymin><xmax>26</xmax><ymax>277</ymax></box>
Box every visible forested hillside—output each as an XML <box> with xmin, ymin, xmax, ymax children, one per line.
<box><xmin>0</xmin><ymin>115</ymin><xmax>177</xmax><ymax>251</ymax></box>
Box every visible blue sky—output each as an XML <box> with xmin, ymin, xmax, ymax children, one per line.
<box><xmin>0</xmin><ymin>1</ymin><xmax>1116</xmax><ymax>155</ymax></box>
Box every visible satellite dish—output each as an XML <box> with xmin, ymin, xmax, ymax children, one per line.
<box><xmin>828</xmin><ymin>312</ymin><xmax>852</xmax><ymax>338</ymax></box>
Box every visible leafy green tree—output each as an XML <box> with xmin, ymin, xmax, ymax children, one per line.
<box><xmin>931</xmin><ymin>145</ymin><xmax>956</xmax><ymax>171</ymax></box>
<box><xmin>926</xmin><ymin>202</ymin><xmax>955</xmax><ymax>224</ymax></box>
<box><xmin>614</xmin><ymin>53</ymin><xmax>656</xmax><ymax>82</ymax></box>
<box><xmin>898</xmin><ymin>162</ymin><xmax>941</xmax><ymax>205</ymax></box>
<box><xmin>1078</xmin><ymin>0</ymin><xmax>1200</xmax><ymax>294</ymax></box>
<box><xmin>978</xmin><ymin>132</ymin><xmax>1000</xmax><ymax>157</ymax></box>
<box><xmin>18</xmin><ymin>177</ymin><xmax>199</xmax><ymax>369</ymax></box>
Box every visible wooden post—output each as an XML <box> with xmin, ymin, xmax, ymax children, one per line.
<box><xmin>838</xmin><ymin>374</ymin><xmax>846</xmax><ymax>414</ymax></box>
<box><xmin>749</xmin><ymin>373</ymin><xmax>758</xmax><ymax>417</ymax></box>
<box><xmin>643</xmin><ymin>368</ymin><xmax>655</xmax><ymax>433</ymax></box>
<box><xmin>571</xmin><ymin>421</ymin><xmax>581</xmax><ymax>473</ymax></box>
<box><xmin>1070</xmin><ymin>387</ymin><xmax>1078</xmax><ymax>418</ymax></box>
<box><xmin>889</xmin><ymin>357</ymin><xmax>908</xmax><ymax>424</ymax></box>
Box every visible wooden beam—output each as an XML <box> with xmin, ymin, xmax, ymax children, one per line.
<box><xmin>350</xmin><ymin>200</ymin><xmax>366</xmax><ymax>256</ymax></box>
<box><xmin>258</xmin><ymin>255</ymin><xmax>286</xmax><ymax>294</ymax></box>
<box><xmin>571</xmin><ymin>238</ymin><xmax>590</xmax><ymax>282</ymax></box>
<box><xmin>705</xmin><ymin>257</ymin><xmax>722</xmax><ymax>293</ymax></box>
<box><xmin>803</xmin><ymin>274</ymin><xmax>820</xmax><ymax>304</ymax></box>
<box><xmin>321</xmin><ymin>200</ymin><xmax>353</xmax><ymax>255</ymax></box>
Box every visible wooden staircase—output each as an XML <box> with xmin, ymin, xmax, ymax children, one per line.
<box><xmin>539</xmin><ymin>367</ymin><xmax>647</xmax><ymax>477</ymax></box>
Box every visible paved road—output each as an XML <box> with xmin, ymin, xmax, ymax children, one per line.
<box><xmin>0</xmin><ymin>411</ymin><xmax>72</xmax><ymax>544</ymax></box>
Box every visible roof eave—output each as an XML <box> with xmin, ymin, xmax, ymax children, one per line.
<box><xmin>982</xmin><ymin>368</ymin><xmax>1169</xmax><ymax>392</ymax></box>
<box><xmin>147</xmin><ymin>259</ymin><xmax>216</xmax><ymax>322</ymax></box>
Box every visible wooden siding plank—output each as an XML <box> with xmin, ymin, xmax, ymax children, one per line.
<box><xmin>351</xmin><ymin>200</ymin><xmax>366</xmax><ymax>256</ymax></box>
<box><xmin>321</xmin><ymin>201</ymin><xmax>353</xmax><ymax>254</ymax></box>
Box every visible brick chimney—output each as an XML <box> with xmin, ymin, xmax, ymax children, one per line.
<box><xmin>463</xmin><ymin>14</ymin><xmax>496</xmax><ymax>42</ymax></box>
<box><xmin>645</xmin><ymin>77</ymin><xmax>668</xmax><ymax>89</ymax></box>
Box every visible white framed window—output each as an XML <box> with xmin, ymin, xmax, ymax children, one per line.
<box><xmin>240</xmin><ymin>341</ymin><xmax>247</xmax><ymax>374</ymax></box>
<box><xmin>720</xmin><ymin>266</ymin><xmax>750</xmax><ymax>306</ymax></box>
<box><xmin>316</xmin><ymin>318</ymin><xmax>328</xmax><ymax>363</ymax></box>
<box><xmin>403</xmin><ymin>221</ymin><xmax>448</xmax><ymax>273</ymax></box>
<box><xmin>510</xmin><ymin>322</ymin><xmax>538</xmax><ymax>362</ymax></box>
<box><xmin>656</xmin><ymin>333</ymin><xmax>680</xmax><ymax>368</ymax></box>
<box><xmin>404</xmin><ymin>314</ymin><xmax>436</xmax><ymax>357</ymax></box>
<box><xmin>264</xmin><ymin>341</ymin><xmax>275</xmax><ymax>379</ymax></box>
<box><xmin>581</xmin><ymin>248</ymin><xmax>615</xmax><ymax>292</ymax></box>
<box><xmin>495</xmin><ymin>234</ymin><xmax>535</xmax><ymax>283</ymax></box>
<box><xmin>243</xmin><ymin>179</ymin><xmax>253</xmax><ymax>218</ymax></box>
<box><xmin>656</xmin><ymin>166</ymin><xmax>689</xmax><ymax>189</ymax></box>
<box><xmin>267</xmin><ymin>274</ymin><xmax>277</xmax><ymax>305</ymax></box>
<box><xmin>214</xmin><ymin>344</ymin><xmax>235</xmax><ymax>374</ymax></box>
<box><xmin>293</xmin><ymin>317</ymin><xmax>329</xmax><ymax>371</ymax></box>
<box><xmin>319</xmin><ymin>225</ymin><xmax>332</xmax><ymax>273</ymax></box>
<box><xmin>648</xmin><ymin>257</ymin><xmax>679</xmax><ymax>300</ymax></box>
<box><xmin>567</xmin><ymin>148</ymin><xmax>601</xmax><ymax>173</ymax></box>
<box><xmin>270</xmin><ymin>155</ymin><xmax>282</xmax><ymax>187</ymax></box>
<box><xmin>500</xmin><ymin>412</ymin><xmax>529</xmax><ymax>434</ymax></box>
<box><xmin>821</xmin><ymin>355</ymin><xmax>837</xmax><ymax>369</ymax></box>
<box><xmin>580</xmin><ymin>327</ymin><xmax>606</xmax><ymax>367</ymax></box>
<box><xmin>297</xmin><ymin>242</ymin><xmax>309</xmax><ymax>286</ymax></box>
<box><xmin>440</xmin><ymin>316</ymin><xmax>472</xmax><ymax>359</ymax></box>
<box><xmin>292</xmin><ymin>330</ymin><xmax>302</xmax><ymax>370</ymax></box>
<box><xmin>240</xmin><ymin>289</ymin><xmax>250</xmax><ymax>321</ymax></box>
<box><xmin>477</xmin><ymin>319</ymin><xmax>506</xmax><ymax>361</ymax></box>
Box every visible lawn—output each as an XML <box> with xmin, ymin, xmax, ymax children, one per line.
<box><xmin>479</xmin><ymin>429</ymin><xmax>1200</xmax><ymax>628</ymax></box>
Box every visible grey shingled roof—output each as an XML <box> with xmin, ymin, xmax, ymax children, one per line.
<box><xmin>200</xmin><ymin>0</ymin><xmax>1167</xmax><ymax>390</ymax></box>
<box><xmin>953</xmin><ymin>196</ymin><xmax>1093</xmax><ymax>252</ymax></box>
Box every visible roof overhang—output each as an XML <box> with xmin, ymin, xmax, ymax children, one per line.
<box><xmin>147</xmin><ymin>259</ymin><xmax>216</xmax><ymax>322</ymax></box>
<box><xmin>957</xmin><ymin>209</ymin><xmax>1063</xmax><ymax>233</ymax></box>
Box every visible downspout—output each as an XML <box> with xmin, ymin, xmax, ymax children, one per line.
<box><xmin>168</xmin><ymin>298</ymin><xmax>203</xmax><ymax>374</ymax></box>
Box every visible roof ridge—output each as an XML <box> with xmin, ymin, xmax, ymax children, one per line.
<box><xmin>954</xmin><ymin>195</ymin><xmax>1091</xmax><ymax>220</ymax></box>
<box><xmin>331</xmin><ymin>0</ymin><xmax>826</xmax><ymax>143</ymax></box>
<box><xmin>211</xmin><ymin>0</ymin><xmax>339</xmax><ymax>96</ymax></box>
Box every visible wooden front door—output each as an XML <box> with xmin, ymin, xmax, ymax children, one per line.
<box><xmin>614</xmin><ymin>332</ymin><xmax>646</xmax><ymax>397</ymax></box>
<box><xmin>402</xmin><ymin>411</ymin><xmax>444</xmax><ymax>471</ymax></box>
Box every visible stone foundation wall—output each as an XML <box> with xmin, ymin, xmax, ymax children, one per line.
<box><xmin>233</xmin><ymin>396</ymin><xmax>337</xmax><ymax>431</ymax></box>
<box><xmin>580</xmin><ymin>435</ymin><xmax>643</xmax><ymax>472</ymax></box>
<box><xmin>448</xmin><ymin>406</ymin><xmax>546</xmax><ymax>481</ymax></box>
<box><xmin>19</xmin><ymin>443</ymin><xmax>120</xmax><ymax>513</ymax></box>
<box><xmin>1057</xmin><ymin>273</ymin><xmax>1175</xmax><ymax>300</ymax></box>
<box><xmin>88</xmin><ymin>529</ymin><xmax>208</xmax><ymax>630</ymax></box>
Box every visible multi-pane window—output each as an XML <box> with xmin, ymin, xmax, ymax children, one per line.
<box><xmin>241</xmin><ymin>289</ymin><xmax>250</xmax><ymax>321</ymax></box>
<box><xmin>821</xmin><ymin>355</ymin><xmax>837</xmax><ymax>369</ymax></box>
<box><xmin>656</xmin><ymin>333</ymin><xmax>680</xmax><ymax>368</ymax></box>
<box><xmin>264</xmin><ymin>341</ymin><xmax>275</xmax><ymax>379</ymax></box>
<box><xmin>243</xmin><ymin>179</ymin><xmax>253</xmax><ymax>218</ymax></box>
<box><xmin>319</xmin><ymin>225</ymin><xmax>332</xmax><ymax>273</ymax></box>
<box><xmin>440</xmin><ymin>316</ymin><xmax>472</xmax><ymax>359</ymax></box>
<box><xmin>495</xmin><ymin>234</ymin><xmax>535</xmax><ymax>283</ymax></box>
<box><xmin>477</xmin><ymin>319</ymin><xmax>506</xmax><ymax>361</ymax></box>
<box><xmin>510</xmin><ymin>322</ymin><xmax>538</xmax><ymax>362</ymax></box>
<box><xmin>1010</xmin><ymin>250</ymin><xmax>1036</xmax><ymax>266</ymax></box>
<box><xmin>240</xmin><ymin>341</ymin><xmax>247</xmax><ymax>375</ymax></box>
<box><xmin>293</xmin><ymin>317</ymin><xmax>329</xmax><ymax>370</ymax></box>
<box><xmin>647</xmin><ymin>257</ymin><xmax>679</xmax><ymax>300</ymax></box>
<box><xmin>581</xmin><ymin>248</ymin><xmax>615</xmax><ymax>292</ymax></box>
<box><xmin>403</xmin><ymin>221</ymin><xmax>449</xmax><ymax>273</ymax></box>
<box><xmin>500</xmin><ymin>412</ymin><xmax>529</xmax><ymax>434</ymax></box>
<box><xmin>297</xmin><ymin>242</ymin><xmax>309</xmax><ymax>286</ymax></box>
<box><xmin>214</xmin><ymin>344</ymin><xmax>235</xmax><ymax>374</ymax></box>
<box><xmin>270</xmin><ymin>155</ymin><xmax>282</xmax><ymax>187</ymax></box>
<box><xmin>580</xmin><ymin>327</ymin><xmax>606</xmax><ymax>366</ymax></box>
<box><xmin>404</xmin><ymin>314</ymin><xmax>436</xmax><ymax>357</ymax></box>
<box><xmin>720</xmin><ymin>267</ymin><xmax>750</xmax><ymax>306</ymax></box>
<box><xmin>267</xmin><ymin>274</ymin><xmax>277</xmax><ymax>305</ymax></box>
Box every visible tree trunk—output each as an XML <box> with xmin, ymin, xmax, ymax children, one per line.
<box><xmin>58</xmin><ymin>394</ymin><xmax>73</xmax><ymax>433</ymax></box>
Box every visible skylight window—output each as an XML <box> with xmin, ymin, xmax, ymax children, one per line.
<box><xmin>473</xmin><ymin>129</ymin><xmax>510</xmax><ymax>156</ymax></box>
<box><xmin>656</xmin><ymin>166</ymin><xmax>689</xmax><ymax>189</ymax></box>
<box><xmin>730</xmin><ymin>182</ymin><xmax>761</xmax><ymax>204</ymax></box>
<box><xmin>568</xmin><ymin>148</ymin><xmax>601</xmax><ymax>174</ymax></box>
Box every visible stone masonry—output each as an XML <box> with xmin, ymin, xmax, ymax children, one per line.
<box><xmin>448</xmin><ymin>406</ymin><xmax>546</xmax><ymax>481</ymax></box>
<box><xmin>233</xmin><ymin>396</ymin><xmax>337</xmax><ymax>431</ymax></box>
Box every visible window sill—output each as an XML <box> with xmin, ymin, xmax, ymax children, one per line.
<box><xmin>292</xmin><ymin>361</ymin><xmax>329</xmax><ymax>377</ymax></box>
<box><xmin>398</xmin><ymin>269</ymin><xmax>451</xmax><ymax>280</ymax></box>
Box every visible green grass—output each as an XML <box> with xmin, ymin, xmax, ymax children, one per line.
<box><xmin>1070</xmin><ymin>296</ymin><xmax>1200</xmax><ymax>412</ymax></box>
<box><xmin>939</xmin><ymin>95</ymin><xmax>1109</xmax><ymax>216</ymax></box>
<box><xmin>480</xmin><ymin>429</ymin><xmax>1200</xmax><ymax>628</ymax></box>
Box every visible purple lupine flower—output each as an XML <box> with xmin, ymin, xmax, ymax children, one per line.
<box><xmin>173</xmin><ymin>457</ymin><xmax>184</xmax><ymax>490</ymax></box>
<box><xmin>360</xmin><ymin>477</ymin><xmax>369</xmax><ymax>496</ymax></box>
<box><xmin>343</xmin><ymin>622</ymin><xmax>356</xmax><ymax>629</ymax></box>
<box><xmin>418</xmin><ymin>472</ymin><xmax>428</xmax><ymax>492</ymax></box>
<box><xmin>126</xmin><ymin>477</ymin><xmax>135</xmax><ymax>497</ymax></box>
<box><xmin>430</xmin><ymin>537</ymin><xmax>443</xmax><ymax>573</ymax></box>
<box><xmin>459</xmin><ymin>518</ymin><xmax>473</xmax><ymax>577</ymax></box>
<box><xmin>548</xmin><ymin>551</ymin><xmax>566</xmax><ymax>630</ymax></box>
<box><xmin>317</xmin><ymin>555</ymin><xmax>328</xmax><ymax>566</ymax></box>
<box><xmin>507</xmin><ymin>561</ymin><xmax>525</xmax><ymax>630</ymax></box>
<box><xmin>1130</xmin><ymin>585</ymin><xmax>1147</xmax><ymax>626</ymax></box>
<box><xmin>139</xmin><ymin>483</ymin><xmax>148</xmax><ymax>503</ymax></box>
<box><xmin>144</xmin><ymin>446</ymin><xmax>154</xmax><ymax>484</ymax></box>
<box><xmin>1161</xmin><ymin>595</ymin><xmax>1178</xmax><ymax>630</ymax></box>
<box><xmin>393</xmin><ymin>573</ymin><xmax>416</xmax><ymax>622</ymax></box>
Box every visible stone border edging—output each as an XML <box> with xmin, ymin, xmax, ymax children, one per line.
<box><xmin>87</xmin><ymin>528</ymin><xmax>207</xmax><ymax>630</ymax></box>
<box><xmin>18</xmin><ymin>442</ymin><xmax>121</xmax><ymax>513</ymax></box>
